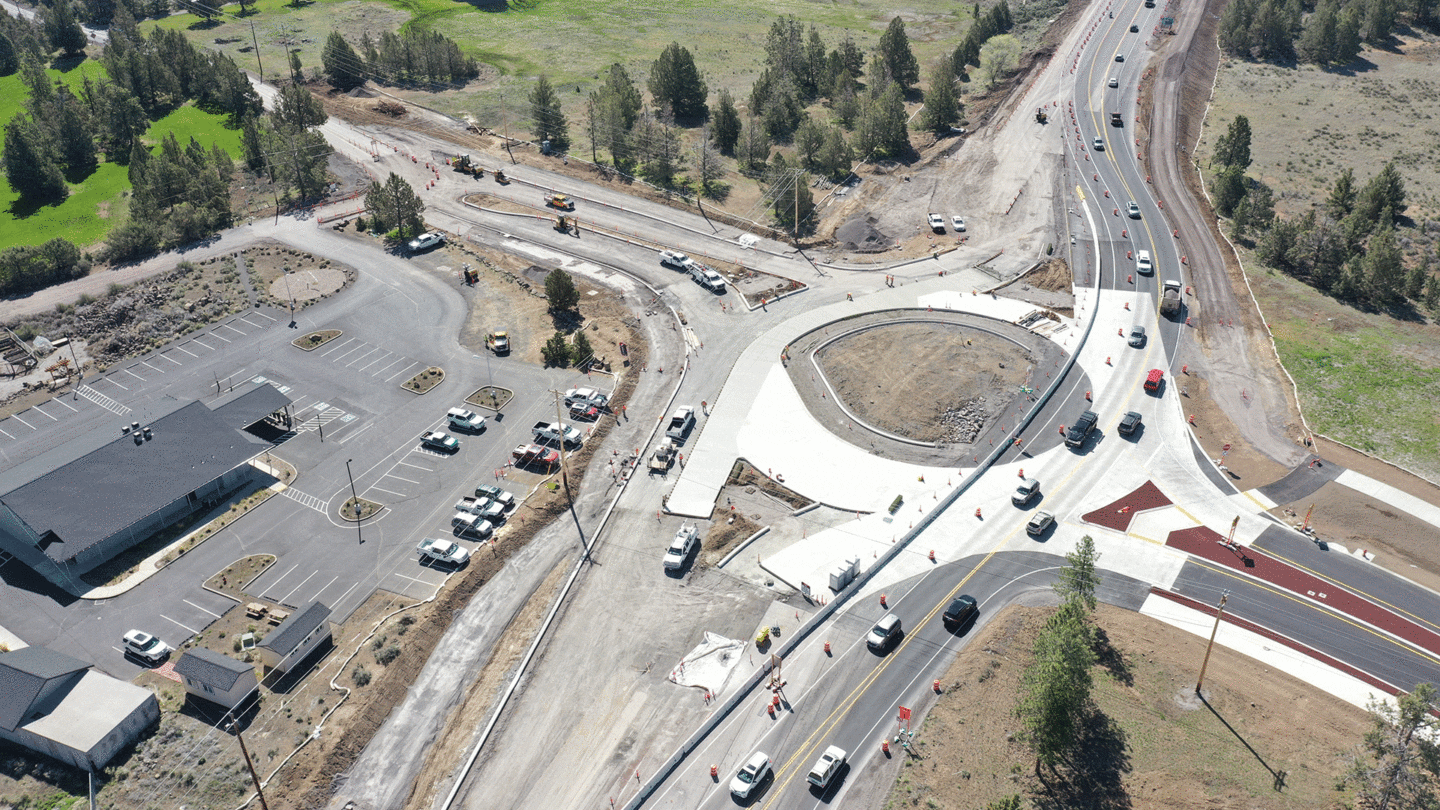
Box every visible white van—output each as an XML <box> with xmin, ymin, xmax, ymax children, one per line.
<box><xmin>1136</xmin><ymin>250</ymin><xmax>1153</xmax><ymax>275</ymax></box>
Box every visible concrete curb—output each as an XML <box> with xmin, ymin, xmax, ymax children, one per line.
<box><xmin>716</xmin><ymin>527</ymin><xmax>771</xmax><ymax>569</ymax></box>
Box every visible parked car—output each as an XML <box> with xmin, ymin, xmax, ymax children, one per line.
<box><xmin>122</xmin><ymin>630</ymin><xmax>172</xmax><ymax>664</ymax></box>
<box><xmin>1027</xmin><ymin>511</ymin><xmax>1056</xmax><ymax>536</ymax></box>
<box><xmin>1128</xmin><ymin>325</ymin><xmax>1146</xmax><ymax>347</ymax></box>
<box><xmin>663</xmin><ymin>524</ymin><xmax>700</xmax><ymax>570</ymax></box>
<box><xmin>447</xmin><ymin>408</ymin><xmax>486</xmax><ymax>431</ymax></box>
<box><xmin>943</xmin><ymin>595</ymin><xmax>978</xmax><ymax>626</ymax></box>
<box><xmin>474</xmin><ymin>484</ymin><xmax>515</xmax><ymax>508</ymax></box>
<box><xmin>731</xmin><ymin>751</ymin><xmax>772</xmax><ymax>798</ymax></box>
<box><xmin>1118</xmin><ymin>411</ymin><xmax>1143</xmax><ymax>435</ymax></box>
<box><xmin>417</xmin><ymin>538</ymin><xmax>470</xmax><ymax>566</ymax></box>
<box><xmin>407</xmin><ymin>232</ymin><xmax>444</xmax><ymax>253</ymax></box>
<box><xmin>659</xmin><ymin>249</ymin><xmax>692</xmax><ymax>270</ymax></box>
<box><xmin>867</xmin><ymin>614</ymin><xmax>903</xmax><ymax>651</ymax></box>
<box><xmin>807</xmin><ymin>746</ymin><xmax>847</xmax><ymax>789</ymax></box>
<box><xmin>951</xmin><ymin>215</ymin><xmax>966</xmax><ymax>231</ymax></box>
<box><xmin>927</xmin><ymin>213</ymin><xmax>946</xmax><ymax>232</ymax></box>
<box><xmin>421</xmin><ymin>431</ymin><xmax>460</xmax><ymax>452</ymax></box>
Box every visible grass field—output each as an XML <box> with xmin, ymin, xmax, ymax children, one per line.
<box><xmin>148</xmin><ymin>0</ymin><xmax>985</xmax><ymax>124</ymax></box>
<box><xmin>1196</xmin><ymin>35</ymin><xmax>1440</xmax><ymax>223</ymax></box>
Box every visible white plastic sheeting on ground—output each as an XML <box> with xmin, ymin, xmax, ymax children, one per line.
<box><xmin>669</xmin><ymin>632</ymin><xmax>746</xmax><ymax>697</ymax></box>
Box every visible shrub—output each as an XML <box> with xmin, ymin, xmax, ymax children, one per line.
<box><xmin>375</xmin><ymin>644</ymin><xmax>401</xmax><ymax>666</ymax></box>
<box><xmin>352</xmin><ymin>664</ymin><xmax>371</xmax><ymax>686</ymax></box>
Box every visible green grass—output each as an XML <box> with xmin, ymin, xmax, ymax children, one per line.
<box><xmin>1254</xmin><ymin>270</ymin><xmax>1440</xmax><ymax>479</ymax></box>
<box><xmin>0</xmin><ymin>94</ymin><xmax>245</xmax><ymax>252</ymax></box>
<box><xmin>0</xmin><ymin>59</ymin><xmax>110</xmax><ymax>154</ymax></box>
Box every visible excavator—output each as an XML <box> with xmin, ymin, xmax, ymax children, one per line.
<box><xmin>1035</xmin><ymin>107</ymin><xmax>1048</xmax><ymax>124</ymax></box>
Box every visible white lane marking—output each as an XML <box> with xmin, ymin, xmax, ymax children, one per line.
<box><xmin>160</xmin><ymin>614</ymin><xmax>200</xmax><ymax>635</ymax></box>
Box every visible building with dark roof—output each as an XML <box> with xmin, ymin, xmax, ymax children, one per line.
<box><xmin>174</xmin><ymin>647</ymin><xmax>258</xmax><ymax>710</ymax></box>
<box><xmin>0</xmin><ymin>646</ymin><xmax>159</xmax><ymax>771</ymax></box>
<box><xmin>256</xmin><ymin>600</ymin><xmax>332</xmax><ymax>679</ymax></box>
<box><xmin>0</xmin><ymin>382</ymin><xmax>291</xmax><ymax>589</ymax></box>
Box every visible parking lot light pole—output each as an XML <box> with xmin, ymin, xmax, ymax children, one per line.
<box><xmin>283</xmin><ymin>268</ymin><xmax>295</xmax><ymax>327</ymax></box>
<box><xmin>345</xmin><ymin>459</ymin><xmax>363</xmax><ymax>544</ymax></box>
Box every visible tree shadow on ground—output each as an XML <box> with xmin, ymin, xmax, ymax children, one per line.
<box><xmin>49</xmin><ymin>52</ymin><xmax>89</xmax><ymax>72</ymax></box>
<box><xmin>1032</xmin><ymin>708</ymin><xmax>1132</xmax><ymax>810</ymax></box>
<box><xmin>1092</xmin><ymin>625</ymin><xmax>1133</xmax><ymax>687</ymax></box>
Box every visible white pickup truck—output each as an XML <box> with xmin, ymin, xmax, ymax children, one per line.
<box><xmin>532</xmin><ymin>421</ymin><xmax>583</xmax><ymax>446</ymax></box>
<box><xmin>663</xmin><ymin>524</ymin><xmax>700</xmax><ymax>570</ymax></box>
<box><xmin>455</xmin><ymin>496</ymin><xmax>506</xmax><ymax>522</ymax></box>
<box><xmin>687</xmin><ymin>262</ymin><xmax>726</xmax><ymax>292</ymax></box>
<box><xmin>417</xmin><ymin>537</ymin><xmax>470</xmax><ymax>565</ymax></box>
<box><xmin>451</xmin><ymin>513</ymin><xmax>494</xmax><ymax>539</ymax></box>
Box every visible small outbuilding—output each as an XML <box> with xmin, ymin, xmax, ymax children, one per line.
<box><xmin>173</xmin><ymin>648</ymin><xmax>258</xmax><ymax>711</ymax></box>
<box><xmin>255</xmin><ymin>600</ymin><xmax>332</xmax><ymax>680</ymax></box>
<box><xmin>0</xmin><ymin>646</ymin><xmax>159</xmax><ymax>771</ymax></box>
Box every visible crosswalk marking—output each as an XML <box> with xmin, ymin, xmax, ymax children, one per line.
<box><xmin>282</xmin><ymin>488</ymin><xmax>329</xmax><ymax>514</ymax></box>
<box><xmin>76</xmin><ymin>385</ymin><xmax>131</xmax><ymax>416</ymax></box>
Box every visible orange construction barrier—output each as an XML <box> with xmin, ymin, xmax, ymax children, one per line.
<box><xmin>879</xmin><ymin>593</ymin><xmax>888</xmax><ymax>608</ymax></box>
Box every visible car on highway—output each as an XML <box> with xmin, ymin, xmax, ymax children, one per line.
<box><xmin>1130</xmin><ymin>23</ymin><xmax>1140</xmax><ymax>31</ymax></box>
<box><xmin>1127</xmin><ymin>201</ymin><xmax>1141</xmax><ymax>218</ymax></box>
<box><xmin>1093</xmin><ymin>137</ymin><xmax>1105</xmax><ymax>151</ymax></box>
<box><xmin>1108</xmin><ymin>76</ymin><xmax>1119</xmax><ymax>87</ymax></box>
<box><xmin>731</xmin><ymin>751</ymin><xmax>772</xmax><ymax>799</ymax></box>
<box><xmin>474</xmin><ymin>483</ymin><xmax>515</xmax><ymax>509</ymax></box>
<box><xmin>1128</xmin><ymin>325</ymin><xmax>1146</xmax><ymax>347</ymax></box>
<box><xmin>951</xmin><ymin>215</ymin><xmax>966</xmax><ymax>231</ymax></box>
<box><xmin>867</xmin><ymin>614</ymin><xmax>903</xmax><ymax>651</ymax></box>
<box><xmin>417</xmin><ymin>537</ymin><xmax>470</xmax><ymax>566</ymax></box>
<box><xmin>663</xmin><ymin>524</ymin><xmax>700</xmax><ymax>570</ymax></box>
<box><xmin>447</xmin><ymin>408</ymin><xmax>486</xmax><ymax>432</ymax></box>
<box><xmin>1027</xmin><ymin>511</ymin><xmax>1056</xmax><ymax>536</ymax></box>
<box><xmin>1119</xmin><ymin>410</ymin><xmax>1143</xmax><ymax>435</ymax></box>
<box><xmin>943</xmin><ymin>594</ymin><xmax>979</xmax><ymax>627</ymax></box>
<box><xmin>122</xmin><ymin>630</ymin><xmax>172</xmax><ymax>664</ymax></box>
<box><xmin>421</xmin><ymin>431</ymin><xmax>460</xmax><ymax>452</ymax></box>
<box><xmin>927</xmin><ymin>213</ymin><xmax>945</xmax><ymax>232</ymax></box>
<box><xmin>1144</xmin><ymin>367</ymin><xmax>1165</xmax><ymax>394</ymax></box>
<box><xmin>1065</xmin><ymin>410</ymin><xmax>1099</xmax><ymax>448</ymax></box>
<box><xmin>1114</xmin><ymin>53</ymin><xmax>1125</xmax><ymax>61</ymax></box>
<box><xmin>1136</xmin><ymin>249</ymin><xmax>1154</xmax><ymax>274</ymax></box>
<box><xmin>807</xmin><ymin>745</ymin><xmax>847</xmax><ymax>789</ymax></box>
<box><xmin>407</xmin><ymin>231</ymin><xmax>444</xmax><ymax>253</ymax></box>
<box><xmin>1012</xmin><ymin>477</ymin><xmax>1040</xmax><ymax>506</ymax></box>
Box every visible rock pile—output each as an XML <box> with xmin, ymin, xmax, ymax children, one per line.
<box><xmin>939</xmin><ymin>398</ymin><xmax>986</xmax><ymax>444</ymax></box>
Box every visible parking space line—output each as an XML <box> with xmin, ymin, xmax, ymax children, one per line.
<box><xmin>356</xmin><ymin>351</ymin><xmax>391</xmax><ymax>371</ymax></box>
<box><xmin>9</xmin><ymin>414</ymin><xmax>34</xmax><ymax>430</ymax></box>
<box><xmin>381</xmin><ymin>473</ymin><xmax>421</xmax><ymax>485</ymax></box>
<box><xmin>220</xmin><ymin>323</ymin><xmax>247</xmax><ymax>336</ymax></box>
<box><xmin>264</xmin><ymin>563</ymin><xmax>299</xmax><ymax>592</ymax></box>
<box><xmin>159</xmin><ymin>353</ymin><xmax>184</xmax><ymax>364</ymax></box>
<box><xmin>345</xmin><ymin>347</ymin><xmax>380</xmax><ymax>367</ymax></box>
<box><xmin>336</xmin><ymin>423</ymin><xmax>373</xmax><ymax>445</ymax></box>
<box><xmin>245</xmin><ymin>311</ymin><xmax>277</xmax><ymax>324</ymax></box>
<box><xmin>140</xmin><ymin>361</ymin><xmax>165</xmax><ymax>374</ymax></box>
<box><xmin>0</xmin><ymin>427</ymin><xmax>12</xmax><ymax>439</ymax></box>
<box><xmin>320</xmin><ymin>338</ymin><xmax>359</xmax><ymax>357</ymax></box>
<box><xmin>29</xmin><ymin>405</ymin><xmax>58</xmax><ymax>421</ymax></box>
<box><xmin>124</xmin><ymin>368</ymin><xmax>145</xmax><ymax>381</ymax></box>
<box><xmin>386</xmin><ymin>362</ymin><xmax>420</xmax><ymax>383</ymax></box>
<box><xmin>331</xmin><ymin>343</ymin><xmax>370</xmax><ymax>363</ymax></box>
<box><xmin>396</xmin><ymin>460</ymin><xmax>433</xmax><ymax>471</ymax></box>
<box><xmin>289</xmin><ymin>395</ymin><xmax>310</xmax><ymax>408</ymax></box>
<box><xmin>207</xmin><ymin>331</ymin><xmax>232</xmax><ymax>343</ymax></box>
<box><xmin>308</xmin><ymin>575</ymin><xmax>339</xmax><ymax>604</ymax></box>
<box><xmin>102</xmin><ymin>377</ymin><xmax>129</xmax><ymax>391</ymax></box>
<box><xmin>366</xmin><ymin>485</ymin><xmax>405</xmax><ymax>497</ymax></box>
<box><xmin>160</xmin><ymin>614</ymin><xmax>200</xmax><ymax>635</ymax></box>
<box><xmin>184</xmin><ymin>599</ymin><xmax>223</xmax><ymax>618</ymax></box>
<box><xmin>372</xmin><ymin>357</ymin><xmax>404</xmax><ymax>377</ymax></box>
<box><xmin>191</xmin><ymin>338</ymin><xmax>215</xmax><ymax>351</ymax></box>
<box><xmin>173</xmin><ymin>346</ymin><xmax>198</xmax><ymax>357</ymax></box>
<box><xmin>53</xmin><ymin>398</ymin><xmax>78</xmax><ymax>412</ymax></box>
<box><xmin>278</xmin><ymin>570</ymin><xmax>318</xmax><ymax>605</ymax></box>
<box><xmin>390</xmin><ymin>571</ymin><xmax>432</xmax><ymax>585</ymax></box>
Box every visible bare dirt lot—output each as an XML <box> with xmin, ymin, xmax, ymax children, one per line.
<box><xmin>884</xmin><ymin>602</ymin><xmax>1369</xmax><ymax>810</ymax></box>
<box><xmin>816</xmin><ymin>322</ymin><xmax>1037</xmax><ymax>443</ymax></box>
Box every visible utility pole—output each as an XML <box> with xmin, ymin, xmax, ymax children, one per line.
<box><xmin>230</xmin><ymin>719</ymin><xmax>271</xmax><ymax>810</ymax></box>
<box><xmin>1195</xmin><ymin>590</ymin><xmax>1229</xmax><ymax>695</ymax></box>
<box><xmin>501</xmin><ymin>91</ymin><xmax>515</xmax><ymax>164</ymax></box>
<box><xmin>65</xmin><ymin>337</ymin><xmax>81</xmax><ymax>399</ymax></box>
<box><xmin>551</xmin><ymin>391</ymin><xmax>571</xmax><ymax>496</ymax></box>
<box><xmin>248</xmin><ymin>18</ymin><xmax>263</xmax><ymax>78</ymax></box>
<box><xmin>345</xmin><ymin>459</ymin><xmax>363</xmax><ymax>544</ymax></box>
<box><xmin>283</xmin><ymin>267</ymin><xmax>295</xmax><ymax>327</ymax></box>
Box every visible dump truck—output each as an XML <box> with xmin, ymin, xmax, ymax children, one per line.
<box><xmin>486</xmin><ymin>331</ymin><xmax>510</xmax><ymax>354</ymax></box>
<box><xmin>1159</xmin><ymin>279</ymin><xmax>1183</xmax><ymax>318</ymax></box>
<box><xmin>648</xmin><ymin>438</ymin><xmax>677</xmax><ymax>473</ymax></box>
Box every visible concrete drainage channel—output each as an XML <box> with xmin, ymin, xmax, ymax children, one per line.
<box><xmin>620</xmin><ymin>200</ymin><xmax>1107</xmax><ymax>810</ymax></box>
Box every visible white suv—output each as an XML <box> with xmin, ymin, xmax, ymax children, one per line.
<box><xmin>731</xmin><ymin>751</ymin><xmax>772</xmax><ymax>798</ymax></box>
<box><xmin>122</xmin><ymin>630</ymin><xmax>172</xmax><ymax>664</ymax></box>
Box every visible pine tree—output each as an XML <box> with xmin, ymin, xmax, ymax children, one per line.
<box><xmin>528</xmin><ymin>75</ymin><xmax>570</xmax><ymax>150</ymax></box>
<box><xmin>1327</xmin><ymin>168</ymin><xmax>1357</xmax><ymax>218</ymax></box>
<box><xmin>876</xmin><ymin>17</ymin><xmax>919</xmax><ymax>89</ymax></box>
<box><xmin>648</xmin><ymin>42</ymin><xmax>707</xmax><ymax>123</ymax></box>
<box><xmin>1056</xmin><ymin>535</ymin><xmax>1101</xmax><ymax>613</ymax></box>
<box><xmin>1298</xmin><ymin>0</ymin><xmax>1339</xmax><ymax>63</ymax></box>
<box><xmin>3</xmin><ymin>116</ymin><xmax>67</xmax><ymax>201</ymax></box>
<box><xmin>364</xmin><ymin>171</ymin><xmax>425</xmax><ymax>234</ymax></box>
<box><xmin>598</xmin><ymin>63</ymin><xmax>641</xmax><ymax>130</ymax></box>
<box><xmin>1364</xmin><ymin>216</ymin><xmax>1405</xmax><ymax>306</ymax></box>
<box><xmin>55</xmin><ymin>90</ymin><xmax>97</xmax><ymax>175</ymax></box>
<box><xmin>691</xmin><ymin>131</ymin><xmax>723</xmax><ymax>197</ymax></box>
<box><xmin>322</xmin><ymin>31</ymin><xmax>365</xmax><ymax>90</ymax></box>
<box><xmin>1403</xmin><ymin>258</ymin><xmax>1426</xmax><ymax>301</ymax></box>
<box><xmin>1355</xmin><ymin>162</ymin><xmax>1407</xmax><ymax>221</ymax></box>
<box><xmin>736</xmin><ymin>117</ymin><xmax>770</xmax><ymax>173</ymax></box>
<box><xmin>1017</xmin><ymin>603</ymin><xmax>1096</xmax><ymax>770</ymax></box>
<box><xmin>794</xmin><ymin>115</ymin><xmax>825</xmax><ymax>169</ymax></box>
<box><xmin>45</xmin><ymin>0</ymin><xmax>88</xmax><ymax>56</ymax></box>
<box><xmin>873</xmin><ymin>83</ymin><xmax>909</xmax><ymax>156</ymax></box>
<box><xmin>274</xmin><ymin>83</ymin><xmax>327</xmax><ymax>129</ymax></box>
<box><xmin>919</xmin><ymin>58</ymin><xmax>960</xmax><ymax>133</ymax></box>
<box><xmin>570</xmin><ymin>329</ymin><xmax>593</xmax><ymax>367</ymax></box>
<box><xmin>0</xmin><ymin>32</ymin><xmax>17</xmax><ymax>77</ymax></box>
<box><xmin>815</xmin><ymin>125</ymin><xmax>854</xmax><ymax>181</ymax></box>
<box><xmin>240</xmin><ymin>114</ymin><xmax>266</xmax><ymax>173</ymax></box>
<box><xmin>1212</xmin><ymin>115</ymin><xmax>1253</xmax><ymax>169</ymax></box>
<box><xmin>541</xmin><ymin>331</ymin><xmax>570</xmax><ymax>367</ymax></box>
<box><xmin>1343</xmin><ymin>683</ymin><xmax>1440</xmax><ymax>809</ymax></box>
<box><xmin>1362</xmin><ymin>0</ymin><xmax>1399</xmax><ymax>43</ymax></box>
<box><xmin>711</xmin><ymin>87</ymin><xmax>741</xmax><ymax>155</ymax></box>
<box><xmin>1425</xmin><ymin>276</ymin><xmax>1440</xmax><ymax>312</ymax></box>
<box><xmin>1335</xmin><ymin>6</ymin><xmax>1364</xmax><ymax>61</ymax></box>
<box><xmin>545</xmin><ymin>268</ymin><xmax>579</xmax><ymax>312</ymax></box>
<box><xmin>1212</xmin><ymin>165</ymin><xmax>1247</xmax><ymax>217</ymax></box>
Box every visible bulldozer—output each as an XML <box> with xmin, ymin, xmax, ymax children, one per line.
<box><xmin>1035</xmin><ymin>107</ymin><xmax>1048</xmax><ymax>124</ymax></box>
<box><xmin>494</xmin><ymin>169</ymin><xmax>510</xmax><ymax>184</ymax></box>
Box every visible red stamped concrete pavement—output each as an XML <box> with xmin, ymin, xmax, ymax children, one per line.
<box><xmin>1081</xmin><ymin>480</ymin><xmax>1173</xmax><ymax>532</ymax></box>
<box><xmin>1166</xmin><ymin>526</ymin><xmax>1440</xmax><ymax>658</ymax></box>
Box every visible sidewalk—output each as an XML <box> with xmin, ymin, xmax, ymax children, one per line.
<box><xmin>1335</xmin><ymin>469</ymin><xmax>1440</xmax><ymax>532</ymax></box>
